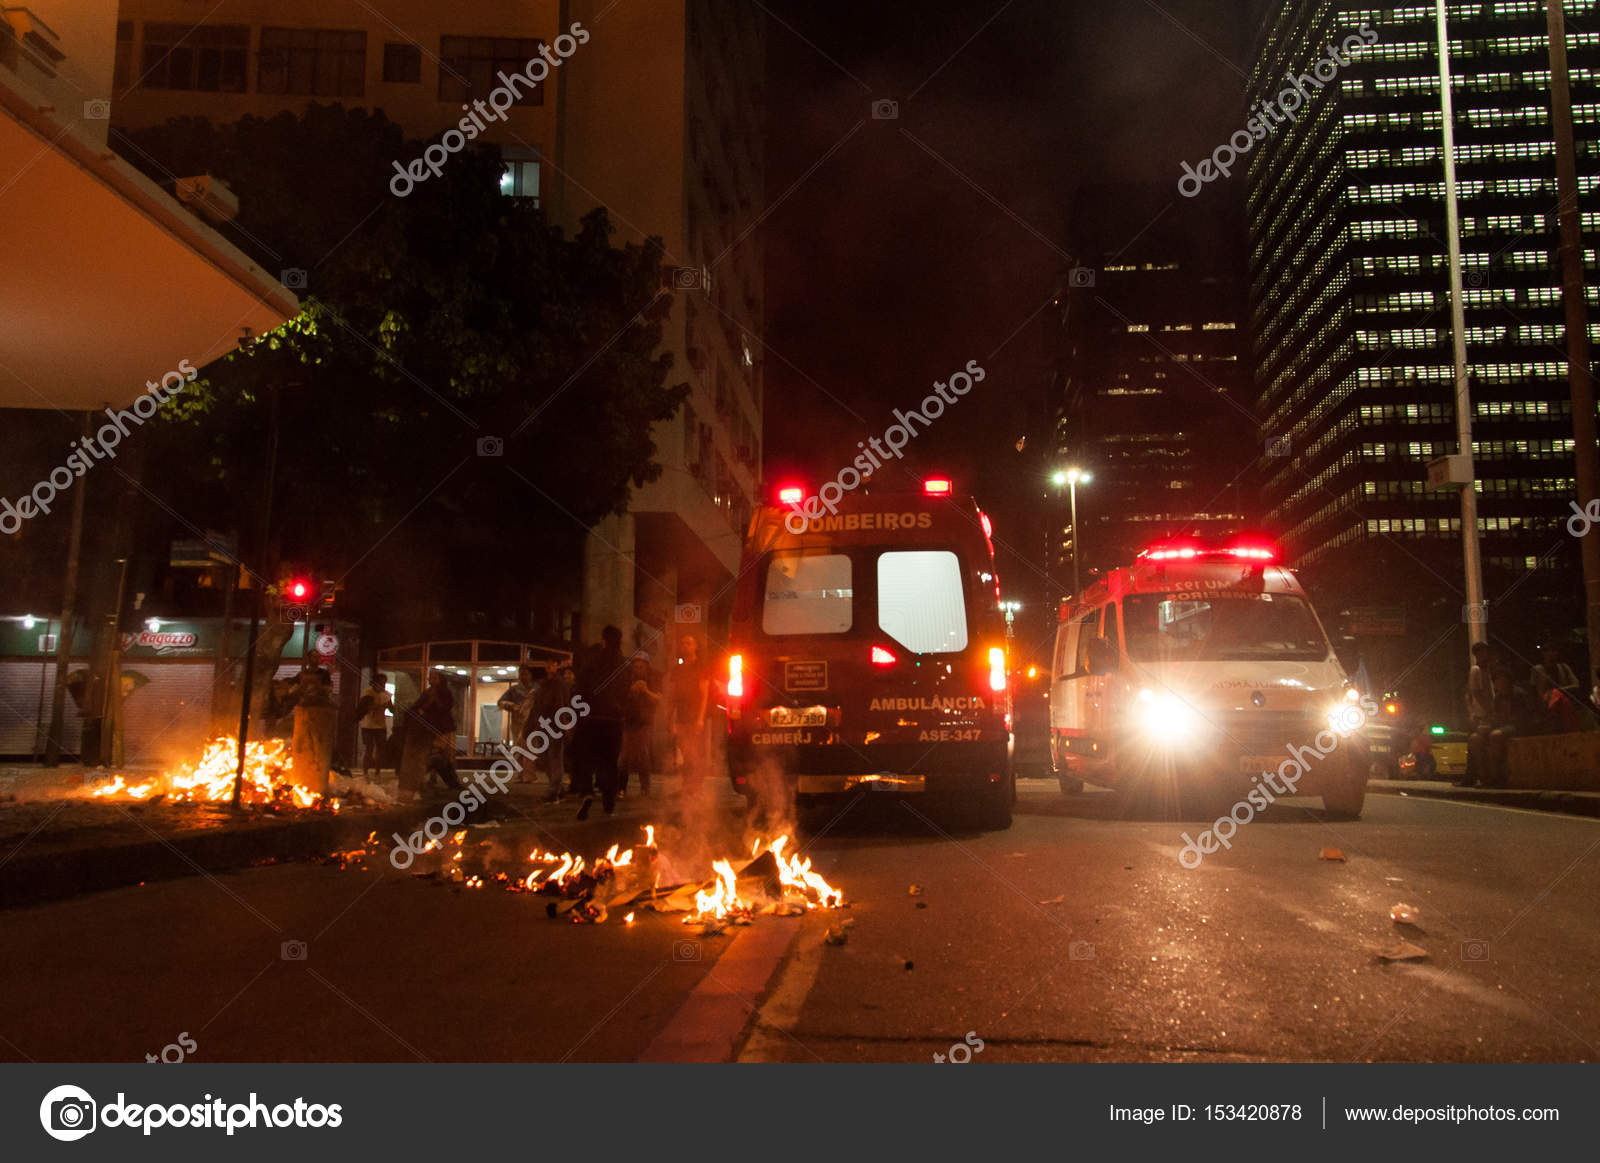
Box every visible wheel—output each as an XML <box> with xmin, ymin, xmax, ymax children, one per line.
<box><xmin>1322</xmin><ymin>768</ymin><xmax>1367</xmax><ymax>820</ymax></box>
<box><xmin>1057</xmin><ymin>772</ymin><xmax>1084</xmax><ymax>795</ymax></box>
<box><xmin>973</xmin><ymin>773</ymin><xmax>1014</xmax><ymax>830</ymax></box>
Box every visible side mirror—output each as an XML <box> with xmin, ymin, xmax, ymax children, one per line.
<box><xmin>1086</xmin><ymin>637</ymin><xmax>1118</xmax><ymax>676</ymax></box>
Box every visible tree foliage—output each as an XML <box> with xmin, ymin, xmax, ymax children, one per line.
<box><xmin>122</xmin><ymin>105</ymin><xmax>685</xmax><ymax>644</ymax></box>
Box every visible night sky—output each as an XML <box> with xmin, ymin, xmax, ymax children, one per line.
<box><xmin>760</xmin><ymin>0</ymin><xmax>1256</xmax><ymax>636</ymax></box>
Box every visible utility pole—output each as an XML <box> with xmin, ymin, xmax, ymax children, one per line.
<box><xmin>233</xmin><ymin>382</ymin><xmax>281</xmax><ymax>807</ymax></box>
<box><xmin>1435</xmin><ymin>0</ymin><xmax>1488</xmax><ymax>650</ymax></box>
<box><xmin>44</xmin><ymin>413</ymin><xmax>91</xmax><ymax>766</ymax></box>
<box><xmin>1545</xmin><ymin>0</ymin><xmax>1600</xmax><ymax>664</ymax></box>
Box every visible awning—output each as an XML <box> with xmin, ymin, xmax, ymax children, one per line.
<box><xmin>0</xmin><ymin>72</ymin><xmax>299</xmax><ymax>411</ymax></box>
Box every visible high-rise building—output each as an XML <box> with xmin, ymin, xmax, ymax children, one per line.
<box><xmin>1245</xmin><ymin>1</ymin><xmax>1599</xmax><ymax>604</ymax></box>
<box><xmin>1051</xmin><ymin>183</ymin><xmax>1254</xmax><ymax>590</ymax></box>
<box><xmin>108</xmin><ymin>0</ymin><xmax>765</xmax><ymax>656</ymax></box>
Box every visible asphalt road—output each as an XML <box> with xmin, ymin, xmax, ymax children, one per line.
<box><xmin>2</xmin><ymin>782</ymin><xmax>1597</xmax><ymax>1063</ymax></box>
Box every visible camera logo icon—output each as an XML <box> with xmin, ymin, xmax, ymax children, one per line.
<box><xmin>1462</xmin><ymin>602</ymin><xmax>1488</xmax><ymax>625</ymax></box>
<box><xmin>279</xmin><ymin>604</ymin><xmax>308</xmax><ymax>625</ymax></box>
<box><xmin>672</xmin><ymin>939</ymin><xmax>701</xmax><ymax>961</ymax></box>
<box><xmin>671</xmin><ymin>266</ymin><xmax>709</xmax><ymax>291</ymax></box>
<box><xmin>674</xmin><ymin>603</ymin><xmax>702</xmax><ymax>624</ymax></box>
<box><xmin>476</xmin><ymin>435</ymin><xmax>504</xmax><ymax>457</ymax></box>
<box><xmin>281</xmin><ymin>939</ymin><xmax>308</xmax><ymax>961</ymax></box>
<box><xmin>83</xmin><ymin>99</ymin><xmax>111</xmax><ymax>119</ymax></box>
<box><xmin>281</xmin><ymin>268</ymin><xmax>308</xmax><ymax>290</ymax></box>
<box><xmin>1459</xmin><ymin>939</ymin><xmax>1490</xmax><ymax>962</ymax></box>
<box><xmin>1466</xmin><ymin>269</ymin><xmax>1488</xmax><ymax>288</ymax></box>
<box><xmin>1068</xmin><ymin>940</ymin><xmax>1095</xmax><ymax>961</ymax></box>
<box><xmin>1068</xmin><ymin>266</ymin><xmax>1095</xmax><ymax>288</ymax></box>
<box><xmin>871</xmin><ymin>98</ymin><xmax>899</xmax><ymax>120</ymax></box>
<box><xmin>1265</xmin><ymin>435</ymin><xmax>1291</xmax><ymax>458</ymax></box>
<box><xmin>40</xmin><ymin>1084</ymin><xmax>97</xmax><ymax>1141</ymax></box>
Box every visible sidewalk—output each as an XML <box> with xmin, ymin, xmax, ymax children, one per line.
<box><xmin>1369</xmin><ymin>777</ymin><xmax>1600</xmax><ymax>819</ymax></box>
<box><xmin>0</xmin><ymin>761</ymin><xmax>707</xmax><ymax>910</ymax></box>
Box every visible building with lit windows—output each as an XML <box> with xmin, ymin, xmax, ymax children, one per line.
<box><xmin>1245</xmin><ymin>0</ymin><xmax>1599</xmax><ymax>616</ymax></box>
<box><xmin>1050</xmin><ymin>183</ymin><xmax>1254</xmax><ymax>591</ymax></box>
<box><xmin>108</xmin><ymin>0</ymin><xmax>765</xmax><ymax>656</ymax></box>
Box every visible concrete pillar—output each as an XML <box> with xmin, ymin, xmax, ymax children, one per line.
<box><xmin>580</xmin><ymin>512</ymin><xmax>637</xmax><ymax>647</ymax></box>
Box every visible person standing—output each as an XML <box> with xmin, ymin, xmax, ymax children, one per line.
<box><xmin>668</xmin><ymin>632</ymin><xmax>710</xmax><ymax>795</ymax></box>
<box><xmin>400</xmin><ymin>671</ymin><xmax>460</xmax><ymax>799</ymax></box>
<box><xmin>357</xmin><ymin>672</ymin><xmax>393</xmax><ymax>776</ymax></box>
<box><xmin>497</xmin><ymin>665</ymin><xmax>540</xmax><ymax>781</ymax></box>
<box><xmin>574</xmin><ymin>626</ymin><xmax>627</xmax><ymax>816</ymax></box>
<box><xmin>535</xmin><ymin>663</ymin><xmax>576</xmax><ymax>802</ymax></box>
<box><xmin>620</xmin><ymin>653</ymin><xmax>661</xmax><ymax>797</ymax></box>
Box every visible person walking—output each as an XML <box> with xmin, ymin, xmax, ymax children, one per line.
<box><xmin>573</xmin><ymin>626</ymin><xmax>627</xmax><ymax>816</ymax></box>
<box><xmin>620</xmin><ymin>653</ymin><xmax>661</xmax><ymax>797</ymax></box>
<box><xmin>357</xmin><ymin>672</ymin><xmax>393</xmax><ymax>776</ymax></box>
<box><xmin>668</xmin><ymin>632</ymin><xmax>710</xmax><ymax>795</ymax></box>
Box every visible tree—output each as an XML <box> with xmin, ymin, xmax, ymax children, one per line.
<box><xmin>121</xmin><ymin>106</ymin><xmax>686</xmax><ymax>679</ymax></box>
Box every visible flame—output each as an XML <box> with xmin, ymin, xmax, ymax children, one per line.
<box><xmin>690</xmin><ymin>859</ymin><xmax>744</xmax><ymax>922</ymax></box>
<box><xmin>89</xmin><ymin>736</ymin><xmax>324</xmax><ymax>808</ymax></box>
<box><xmin>643</xmin><ymin>825</ymin><xmax>655</xmax><ymax>849</ymax></box>
<box><xmin>767</xmin><ymin>835</ymin><xmax>843</xmax><ymax>908</ymax></box>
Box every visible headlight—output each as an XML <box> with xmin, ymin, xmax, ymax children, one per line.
<box><xmin>1137</xmin><ymin>688</ymin><xmax>1204</xmax><ymax>744</ymax></box>
<box><xmin>1327</xmin><ymin>701</ymin><xmax>1367</xmax><ymax>736</ymax></box>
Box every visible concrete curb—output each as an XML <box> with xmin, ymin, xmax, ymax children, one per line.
<box><xmin>1369</xmin><ymin>781</ymin><xmax>1600</xmax><ymax>819</ymax></box>
<box><xmin>0</xmin><ymin>807</ymin><xmax>417</xmax><ymax>911</ymax></box>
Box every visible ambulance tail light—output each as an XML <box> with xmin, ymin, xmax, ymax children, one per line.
<box><xmin>776</xmin><ymin>484</ymin><xmax>805</xmax><ymax>506</ymax></box>
<box><xmin>988</xmin><ymin>646</ymin><xmax>1007</xmax><ymax>692</ymax></box>
<box><xmin>727</xmin><ymin>653</ymin><xmax>744</xmax><ymax>699</ymax></box>
<box><xmin>923</xmin><ymin>477</ymin><xmax>952</xmax><ymax>496</ymax></box>
<box><xmin>870</xmin><ymin>645</ymin><xmax>897</xmax><ymax>668</ymax></box>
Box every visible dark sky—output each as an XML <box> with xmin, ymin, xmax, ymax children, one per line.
<box><xmin>759</xmin><ymin>0</ymin><xmax>1256</xmax><ymax>632</ymax></box>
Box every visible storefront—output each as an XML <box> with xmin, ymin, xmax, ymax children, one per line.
<box><xmin>375</xmin><ymin>640</ymin><xmax>573</xmax><ymax>758</ymax></box>
<box><xmin>0</xmin><ymin>614</ymin><xmax>359</xmax><ymax>762</ymax></box>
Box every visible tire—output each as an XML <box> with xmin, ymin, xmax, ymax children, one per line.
<box><xmin>1057</xmin><ymin>772</ymin><xmax>1084</xmax><ymax>795</ymax></box>
<box><xmin>1323</xmin><ymin>768</ymin><xmax>1367</xmax><ymax>820</ymax></box>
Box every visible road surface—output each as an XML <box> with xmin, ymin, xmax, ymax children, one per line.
<box><xmin>2</xmin><ymin>782</ymin><xmax>1596</xmax><ymax>1063</ymax></box>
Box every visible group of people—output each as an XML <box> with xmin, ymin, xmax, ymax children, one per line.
<box><xmin>369</xmin><ymin>627</ymin><xmax>715</xmax><ymax>812</ymax></box>
<box><xmin>1461</xmin><ymin>642</ymin><xmax>1593</xmax><ymax>787</ymax></box>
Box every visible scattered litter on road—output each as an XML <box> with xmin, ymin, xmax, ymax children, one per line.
<box><xmin>903</xmin><ymin>959</ymin><xmax>914</xmax><ymax>971</ymax></box>
<box><xmin>825</xmin><ymin>926</ymin><xmax>848</xmax><ymax>946</ymax></box>
<box><xmin>1378</xmin><ymin>940</ymin><xmax>1428</xmax><ymax>962</ymax></box>
<box><xmin>1390</xmin><ymin>902</ymin><xmax>1421</xmax><ymax>925</ymax></box>
<box><xmin>1319</xmin><ymin>847</ymin><xmax>1346</xmax><ymax>862</ymax></box>
<box><xmin>915</xmin><ymin>901</ymin><xmax>928</xmax><ymax>909</ymax></box>
<box><xmin>1038</xmin><ymin>895</ymin><xmax>1064</xmax><ymax>905</ymax></box>
<box><xmin>908</xmin><ymin>884</ymin><xmax>923</xmax><ymax>895</ymax></box>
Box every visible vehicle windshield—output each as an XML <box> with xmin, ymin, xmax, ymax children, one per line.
<box><xmin>1122</xmin><ymin>593</ymin><xmax>1329</xmax><ymax>662</ymax></box>
<box><xmin>759</xmin><ymin>547</ymin><xmax>970</xmax><ymax>653</ymax></box>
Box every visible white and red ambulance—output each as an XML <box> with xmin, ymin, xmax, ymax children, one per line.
<box><xmin>1049</xmin><ymin>534</ymin><xmax>1370</xmax><ymax>818</ymax></box>
<box><xmin>725</xmin><ymin>478</ymin><xmax>1015</xmax><ymax>828</ymax></box>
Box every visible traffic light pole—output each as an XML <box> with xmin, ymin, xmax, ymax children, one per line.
<box><xmin>233</xmin><ymin>382</ymin><xmax>280</xmax><ymax>808</ymax></box>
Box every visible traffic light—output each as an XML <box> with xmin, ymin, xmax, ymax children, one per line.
<box><xmin>287</xmin><ymin>577</ymin><xmax>314</xmax><ymax>603</ymax></box>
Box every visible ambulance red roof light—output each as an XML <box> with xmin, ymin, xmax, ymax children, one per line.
<box><xmin>776</xmin><ymin>484</ymin><xmax>805</xmax><ymax>506</ymax></box>
<box><xmin>923</xmin><ymin>477</ymin><xmax>952</xmax><ymax>495</ymax></box>
<box><xmin>1227</xmin><ymin>545</ymin><xmax>1276</xmax><ymax>561</ymax></box>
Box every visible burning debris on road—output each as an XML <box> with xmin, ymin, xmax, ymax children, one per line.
<box><xmin>336</xmin><ymin>824</ymin><xmax>845</xmax><ymax>930</ymax></box>
<box><xmin>86</xmin><ymin>736</ymin><xmax>389</xmax><ymax>813</ymax></box>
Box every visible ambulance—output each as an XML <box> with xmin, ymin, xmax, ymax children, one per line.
<box><xmin>725</xmin><ymin>478</ymin><xmax>1015</xmax><ymax>828</ymax></box>
<box><xmin>1049</xmin><ymin>534</ymin><xmax>1370</xmax><ymax>818</ymax></box>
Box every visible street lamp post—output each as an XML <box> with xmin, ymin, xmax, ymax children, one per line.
<box><xmin>1052</xmin><ymin>468</ymin><xmax>1091</xmax><ymax>597</ymax></box>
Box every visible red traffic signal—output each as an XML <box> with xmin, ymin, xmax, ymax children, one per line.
<box><xmin>287</xmin><ymin>578</ymin><xmax>312</xmax><ymax>601</ymax></box>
